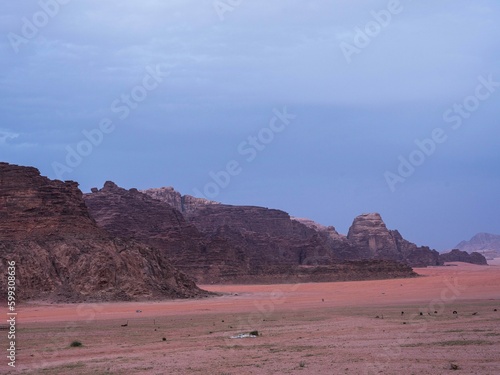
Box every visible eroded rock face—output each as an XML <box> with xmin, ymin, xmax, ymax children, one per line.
<box><xmin>0</xmin><ymin>163</ymin><xmax>96</xmax><ymax>240</ymax></box>
<box><xmin>185</xmin><ymin>204</ymin><xmax>333</xmax><ymax>268</ymax></box>
<box><xmin>347</xmin><ymin>213</ymin><xmax>393</xmax><ymax>259</ymax></box>
<box><xmin>84</xmin><ymin>182</ymin><xmax>238</xmax><ymax>282</ymax></box>
<box><xmin>85</xmin><ymin>186</ymin><xmax>341</xmax><ymax>281</ymax></box>
<box><xmin>347</xmin><ymin>213</ymin><xmax>442</xmax><ymax>267</ymax></box>
<box><xmin>86</xmin><ymin>183</ymin><xmax>438</xmax><ymax>283</ymax></box>
<box><xmin>141</xmin><ymin>190</ymin><xmax>442</xmax><ymax>268</ymax></box>
<box><xmin>439</xmin><ymin>249</ymin><xmax>488</xmax><ymax>265</ymax></box>
<box><xmin>87</xmin><ymin>184</ymin><xmax>418</xmax><ymax>282</ymax></box>
<box><xmin>142</xmin><ymin>187</ymin><xmax>220</xmax><ymax>215</ymax></box>
<box><xmin>143</xmin><ymin>189</ymin><xmax>438</xmax><ymax>267</ymax></box>
<box><xmin>0</xmin><ymin>163</ymin><xmax>207</xmax><ymax>302</ymax></box>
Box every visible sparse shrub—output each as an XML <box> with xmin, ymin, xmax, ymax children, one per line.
<box><xmin>70</xmin><ymin>341</ymin><xmax>82</xmax><ymax>347</ymax></box>
<box><xmin>162</xmin><ymin>337</ymin><xmax>166</xmax><ymax>341</ymax></box>
<box><xmin>249</xmin><ymin>330</ymin><xmax>259</xmax><ymax>336</ymax></box>
<box><xmin>299</xmin><ymin>361</ymin><xmax>306</xmax><ymax>368</ymax></box>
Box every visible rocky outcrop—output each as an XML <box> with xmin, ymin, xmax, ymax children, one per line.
<box><xmin>144</xmin><ymin>189</ymin><xmax>438</xmax><ymax>267</ymax></box>
<box><xmin>347</xmin><ymin>213</ymin><xmax>393</xmax><ymax>259</ymax></box>
<box><xmin>0</xmin><ymin>163</ymin><xmax>208</xmax><ymax>302</ymax></box>
<box><xmin>184</xmin><ymin>204</ymin><xmax>335</xmax><ymax>268</ymax></box>
<box><xmin>455</xmin><ymin>233</ymin><xmax>500</xmax><ymax>260</ymax></box>
<box><xmin>85</xmin><ymin>187</ymin><xmax>341</xmax><ymax>281</ymax></box>
<box><xmin>141</xmin><ymin>189</ymin><xmax>441</xmax><ymax>267</ymax></box>
<box><xmin>140</xmin><ymin>188</ymin><xmax>349</xmax><ymax>267</ymax></box>
<box><xmin>346</xmin><ymin>213</ymin><xmax>442</xmax><ymax>267</ymax></box>
<box><xmin>84</xmin><ymin>182</ymin><xmax>246</xmax><ymax>282</ymax></box>
<box><xmin>439</xmin><ymin>249</ymin><xmax>488</xmax><ymax>265</ymax></box>
<box><xmin>87</xmin><ymin>185</ymin><xmax>418</xmax><ymax>282</ymax></box>
<box><xmin>291</xmin><ymin>217</ymin><xmax>343</xmax><ymax>240</ymax></box>
<box><xmin>0</xmin><ymin>163</ymin><xmax>97</xmax><ymax>240</ymax></box>
<box><xmin>142</xmin><ymin>187</ymin><xmax>220</xmax><ymax>215</ymax></box>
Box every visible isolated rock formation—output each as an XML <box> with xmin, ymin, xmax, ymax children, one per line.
<box><xmin>0</xmin><ymin>163</ymin><xmax>208</xmax><ymax>302</ymax></box>
<box><xmin>439</xmin><ymin>249</ymin><xmax>488</xmax><ymax>265</ymax></box>
<box><xmin>347</xmin><ymin>213</ymin><xmax>442</xmax><ymax>267</ymax></box>
<box><xmin>455</xmin><ymin>233</ymin><xmax>500</xmax><ymax>260</ymax></box>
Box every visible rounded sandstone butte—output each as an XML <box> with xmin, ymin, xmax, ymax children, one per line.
<box><xmin>347</xmin><ymin>213</ymin><xmax>393</xmax><ymax>258</ymax></box>
<box><xmin>347</xmin><ymin>212</ymin><xmax>441</xmax><ymax>267</ymax></box>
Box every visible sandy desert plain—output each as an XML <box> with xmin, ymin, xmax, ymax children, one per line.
<box><xmin>3</xmin><ymin>261</ymin><xmax>500</xmax><ymax>375</ymax></box>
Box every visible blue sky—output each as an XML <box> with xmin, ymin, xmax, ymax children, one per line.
<box><xmin>1</xmin><ymin>0</ymin><xmax>499</xmax><ymax>250</ymax></box>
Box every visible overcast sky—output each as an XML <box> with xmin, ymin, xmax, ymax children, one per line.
<box><xmin>1</xmin><ymin>0</ymin><xmax>499</xmax><ymax>251</ymax></box>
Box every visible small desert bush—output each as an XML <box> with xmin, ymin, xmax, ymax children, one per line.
<box><xmin>70</xmin><ymin>341</ymin><xmax>82</xmax><ymax>347</ymax></box>
<box><xmin>450</xmin><ymin>363</ymin><xmax>459</xmax><ymax>370</ymax></box>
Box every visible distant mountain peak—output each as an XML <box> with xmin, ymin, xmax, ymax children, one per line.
<box><xmin>455</xmin><ymin>232</ymin><xmax>500</xmax><ymax>259</ymax></box>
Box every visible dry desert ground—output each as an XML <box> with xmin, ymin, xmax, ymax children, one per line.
<box><xmin>2</xmin><ymin>261</ymin><xmax>500</xmax><ymax>375</ymax></box>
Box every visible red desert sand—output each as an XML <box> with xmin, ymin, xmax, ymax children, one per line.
<box><xmin>3</xmin><ymin>262</ymin><xmax>500</xmax><ymax>374</ymax></box>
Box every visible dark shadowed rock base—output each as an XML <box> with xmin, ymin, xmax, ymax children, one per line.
<box><xmin>439</xmin><ymin>249</ymin><xmax>488</xmax><ymax>265</ymax></box>
<box><xmin>203</xmin><ymin>260</ymin><xmax>417</xmax><ymax>284</ymax></box>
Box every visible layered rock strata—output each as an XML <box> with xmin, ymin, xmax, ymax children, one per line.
<box><xmin>0</xmin><ymin>163</ymin><xmax>208</xmax><ymax>302</ymax></box>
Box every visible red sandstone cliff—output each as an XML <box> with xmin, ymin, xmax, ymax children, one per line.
<box><xmin>84</xmin><ymin>184</ymin><xmax>417</xmax><ymax>283</ymax></box>
<box><xmin>0</xmin><ymin>163</ymin><xmax>208</xmax><ymax>302</ymax></box>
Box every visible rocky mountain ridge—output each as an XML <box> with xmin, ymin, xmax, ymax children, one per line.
<box><xmin>94</xmin><ymin>183</ymin><xmax>442</xmax><ymax>269</ymax></box>
<box><xmin>86</xmin><ymin>183</ymin><xmax>419</xmax><ymax>283</ymax></box>
<box><xmin>140</xmin><ymin>188</ymin><xmax>440</xmax><ymax>267</ymax></box>
<box><xmin>0</xmin><ymin>163</ymin><xmax>209</xmax><ymax>302</ymax></box>
<box><xmin>0</xmin><ymin>161</ymin><xmax>448</xmax><ymax>302</ymax></box>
